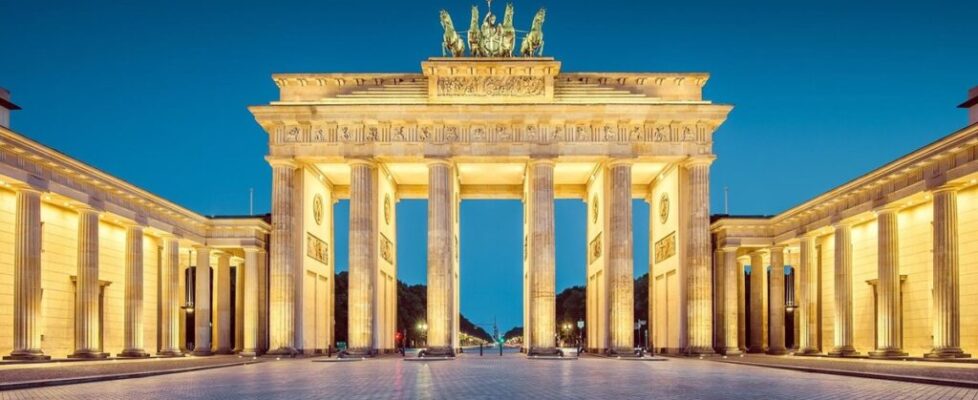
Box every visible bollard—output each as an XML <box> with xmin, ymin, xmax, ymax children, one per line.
<box><xmin>480</xmin><ymin>343</ymin><xmax>484</xmax><ymax>356</ymax></box>
<box><xmin>499</xmin><ymin>344</ymin><xmax>503</xmax><ymax>357</ymax></box>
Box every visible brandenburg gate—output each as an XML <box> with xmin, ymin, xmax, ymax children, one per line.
<box><xmin>250</xmin><ymin>55</ymin><xmax>731</xmax><ymax>357</ymax></box>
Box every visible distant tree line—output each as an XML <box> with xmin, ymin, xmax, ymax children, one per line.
<box><xmin>333</xmin><ymin>272</ymin><xmax>493</xmax><ymax>346</ymax></box>
<box><xmin>334</xmin><ymin>272</ymin><xmax>649</xmax><ymax>347</ymax></box>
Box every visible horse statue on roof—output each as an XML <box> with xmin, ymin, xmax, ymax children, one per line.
<box><xmin>467</xmin><ymin>5</ymin><xmax>485</xmax><ymax>57</ymax></box>
<box><xmin>439</xmin><ymin>9</ymin><xmax>465</xmax><ymax>57</ymax></box>
<box><xmin>520</xmin><ymin>8</ymin><xmax>545</xmax><ymax>57</ymax></box>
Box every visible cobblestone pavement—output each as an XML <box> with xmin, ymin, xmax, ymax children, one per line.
<box><xmin>0</xmin><ymin>355</ymin><xmax>254</xmax><ymax>385</ymax></box>
<box><xmin>3</xmin><ymin>353</ymin><xmax>978</xmax><ymax>400</ymax></box>
<box><xmin>715</xmin><ymin>354</ymin><xmax>978</xmax><ymax>383</ymax></box>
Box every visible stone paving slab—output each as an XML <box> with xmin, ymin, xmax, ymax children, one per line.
<box><xmin>714</xmin><ymin>354</ymin><xmax>978</xmax><ymax>388</ymax></box>
<box><xmin>0</xmin><ymin>355</ymin><xmax>258</xmax><ymax>391</ymax></box>
<box><xmin>3</xmin><ymin>354</ymin><xmax>978</xmax><ymax>399</ymax></box>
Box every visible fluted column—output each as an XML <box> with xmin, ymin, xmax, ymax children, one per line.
<box><xmin>607</xmin><ymin>160</ymin><xmax>634</xmax><ymax>354</ymax></box>
<box><xmin>829</xmin><ymin>223</ymin><xmax>858</xmax><ymax>356</ymax></box>
<box><xmin>798</xmin><ymin>235</ymin><xmax>819</xmax><ymax>354</ymax></box>
<box><xmin>927</xmin><ymin>186</ymin><xmax>971</xmax><ymax>358</ymax></box>
<box><xmin>426</xmin><ymin>160</ymin><xmax>454</xmax><ymax>356</ymax></box>
<box><xmin>119</xmin><ymin>225</ymin><xmax>149</xmax><ymax>357</ymax></box>
<box><xmin>527</xmin><ymin>159</ymin><xmax>557</xmax><ymax>355</ymax></box>
<box><xmin>685</xmin><ymin>158</ymin><xmax>715</xmax><ymax>355</ymax></box>
<box><xmin>192</xmin><ymin>247</ymin><xmax>212</xmax><ymax>355</ymax></box>
<box><xmin>5</xmin><ymin>186</ymin><xmax>49</xmax><ymax>360</ymax></box>
<box><xmin>158</xmin><ymin>237</ymin><xmax>182</xmax><ymax>356</ymax></box>
<box><xmin>268</xmin><ymin>158</ymin><xmax>298</xmax><ymax>355</ymax></box>
<box><xmin>70</xmin><ymin>206</ymin><xmax>106</xmax><ymax>358</ymax></box>
<box><xmin>768</xmin><ymin>246</ymin><xmax>787</xmax><ymax>355</ymax></box>
<box><xmin>347</xmin><ymin>159</ymin><xmax>376</xmax><ymax>355</ymax></box>
<box><xmin>747</xmin><ymin>251</ymin><xmax>765</xmax><ymax>353</ymax></box>
<box><xmin>242</xmin><ymin>248</ymin><xmax>260</xmax><ymax>356</ymax></box>
<box><xmin>722</xmin><ymin>248</ymin><xmax>742</xmax><ymax>355</ymax></box>
<box><xmin>234</xmin><ymin>259</ymin><xmax>245</xmax><ymax>352</ymax></box>
<box><xmin>215</xmin><ymin>253</ymin><xmax>233</xmax><ymax>354</ymax></box>
<box><xmin>871</xmin><ymin>208</ymin><xmax>907</xmax><ymax>358</ymax></box>
<box><xmin>257</xmin><ymin>249</ymin><xmax>269</xmax><ymax>352</ymax></box>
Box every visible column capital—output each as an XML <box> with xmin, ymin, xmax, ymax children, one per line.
<box><xmin>930</xmin><ymin>183</ymin><xmax>964</xmax><ymax>195</ymax></box>
<box><xmin>719</xmin><ymin>246</ymin><xmax>739</xmax><ymax>253</ymax></box>
<box><xmin>424</xmin><ymin>157</ymin><xmax>453</xmax><ymax>167</ymax></box>
<box><xmin>9</xmin><ymin>182</ymin><xmax>43</xmax><ymax>195</ymax></box>
<box><xmin>769</xmin><ymin>245</ymin><xmax>785</xmax><ymax>253</ymax></box>
<box><xmin>527</xmin><ymin>158</ymin><xmax>556</xmax><ymax>167</ymax></box>
<box><xmin>682</xmin><ymin>155</ymin><xmax>716</xmax><ymax>168</ymax></box>
<box><xmin>242</xmin><ymin>246</ymin><xmax>262</xmax><ymax>254</ymax></box>
<box><xmin>347</xmin><ymin>158</ymin><xmax>377</xmax><ymax>168</ymax></box>
<box><xmin>873</xmin><ymin>204</ymin><xmax>902</xmax><ymax>215</ymax></box>
<box><xmin>265</xmin><ymin>157</ymin><xmax>298</xmax><ymax>169</ymax></box>
<box><xmin>606</xmin><ymin>158</ymin><xmax>635</xmax><ymax>168</ymax></box>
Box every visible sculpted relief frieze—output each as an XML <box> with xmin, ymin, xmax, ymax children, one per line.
<box><xmin>436</xmin><ymin>76</ymin><xmax>546</xmax><ymax>97</ymax></box>
<box><xmin>272</xmin><ymin>122</ymin><xmax>714</xmax><ymax>145</ymax></box>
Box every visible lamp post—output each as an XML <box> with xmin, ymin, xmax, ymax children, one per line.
<box><xmin>577</xmin><ymin>320</ymin><xmax>585</xmax><ymax>354</ymax></box>
<box><xmin>417</xmin><ymin>322</ymin><xmax>428</xmax><ymax>348</ymax></box>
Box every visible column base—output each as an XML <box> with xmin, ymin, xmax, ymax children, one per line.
<box><xmin>925</xmin><ymin>348</ymin><xmax>971</xmax><ymax>359</ymax></box>
<box><xmin>213</xmin><ymin>348</ymin><xmax>235</xmax><ymax>355</ymax></box>
<box><xmin>869</xmin><ymin>349</ymin><xmax>908</xmax><ymax>359</ymax></box>
<box><xmin>827</xmin><ymin>347</ymin><xmax>860</xmax><ymax>357</ymax></box>
<box><xmin>4</xmin><ymin>350</ymin><xmax>51</xmax><ymax>361</ymax></box>
<box><xmin>240</xmin><ymin>350</ymin><xmax>259</xmax><ymax>357</ymax></box>
<box><xmin>766</xmin><ymin>347</ymin><xmax>788</xmax><ymax>355</ymax></box>
<box><xmin>796</xmin><ymin>348</ymin><xmax>821</xmax><ymax>356</ymax></box>
<box><xmin>117</xmin><ymin>349</ymin><xmax>151</xmax><ymax>358</ymax></box>
<box><xmin>192</xmin><ymin>349</ymin><xmax>214</xmax><ymax>356</ymax></box>
<box><xmin>68</xmin><ymin>350</ymin><xmax>109</xmax><ymax>359</ymax></box>
<box><xmin>684</xmin><ymin>346</ymin><xmax>716</xmax><ymax>356</ymax></box>
<box><xmin>721</xmin><ymin>347</ymin><xmax>743</xmax><ymax>356</ymax></box>
<box><xmin>265</xmin><ymin>346</ymin><xmax>298</xmax><ymax>357</ymax></box>
<box><xmin>746</xmin><ymin>346</ymin><xmax>766</xmax><ymax>354</ymax></box>
<box><xmin>156</xmin><ymin>350</ymin><xmax>185</xmax><ymax>357</ymax></box>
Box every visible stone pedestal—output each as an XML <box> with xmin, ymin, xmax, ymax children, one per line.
<box><xmin>4</xmin><ymin>187</ymin><xmax>50</xmax><ymax>361</ymax></box>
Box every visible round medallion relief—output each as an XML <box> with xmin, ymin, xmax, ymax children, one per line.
<box><xmin>384</xmin><ymin>193</ymin><xmax>392</xmax><ymax>225</ymax></box>
<box><xmin>659</xmin><ymin>193</ymin><xmax>670</xmax><ymax>224</ymax></box>
<box><xmin>312</xmin><ymin>194</ymin><xmax>324</xmax><ymax>226</ymax></box>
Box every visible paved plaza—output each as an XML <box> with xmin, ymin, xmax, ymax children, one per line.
<box><xmin>3</xmin><ymin>354</ymin><xmax>978</xmax><ymax>400</ymax></box>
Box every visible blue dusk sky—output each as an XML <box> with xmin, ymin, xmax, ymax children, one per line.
<box><xmin>2</xmin><ymin>0</ymin><xmax>975</xmax><ymax>332</ymax></box>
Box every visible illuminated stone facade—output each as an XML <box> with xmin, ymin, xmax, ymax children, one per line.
<box><xmin>250</xmin><ymin>57</ymin><xmax>731</xmax><ymax>355</ymax></box>
<box><xmin>0</xmin><ymin>124</ymin><xmax>269</xmax><ymax>360</ymax></box>
<box><xmin>712</xmin><ymin>114</ymin><xmax>978</xmax><ymax>358</ymax></box>
<box><xmin>4</xmin><ymin>53</ymin><xmax>973</xmax><ymax>362</ymax></box>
